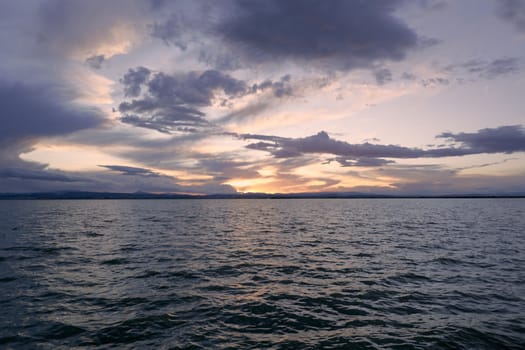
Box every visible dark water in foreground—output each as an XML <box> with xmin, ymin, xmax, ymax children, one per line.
<box><xmin>0</xmin><ymin>199</ymin><xmax>524</xmax><ymax>349</ymax></box>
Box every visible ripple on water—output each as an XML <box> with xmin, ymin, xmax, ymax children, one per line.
<box><xmin>0</xmin><ymin>198</ymin><xmax>524</xmax><ymax>349</ymax></box>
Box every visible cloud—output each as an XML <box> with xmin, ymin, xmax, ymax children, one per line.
<box><xmin>149</xmin><ymin>1</ymin><xmax>218</xmax><ymax>49</ymax></box>
<box><xmin>240</xmin><ymin>125</ymin><xmax>525</xmax><ymax>165</ymax></box>
<box><xmin>0</xmin><ymin>165</ymin><xmax>238</xmax><ymax>194</ymax></box>
<box><xmin>382</xmin><ymin>71</ymin><xmax>450</xmax><ymax>88</ymax></box>
<box><xmin>217</xmin><ymin>101</ymin><xmax>272</xmax><ymax>125</ymax></box>
<box><xmin>85</xmin><ymin>54</ymin><xmax>105</xmax><ymax>69</ymax></box>
<box><xmin>97</xmin><ymin>161</ymin><xmax>238</xmax><ymax>194</ymax></box>
<box><xmin>447</xmin><ymin>57</ymin><xmax>520</xmax><ymax>79</ymax></box>
<box><xmin>119</xmin><ymin>109</ymin><xmax>209</xmax><ymax>135</ymax></box>
<box><xmin>374</xmin><ymin>68</ymin><xmax>393</xmax><ymax>85</ymax></box>
<box><xmin>0</xmin><ymin>79</ymin><xmax>105</xmax><ymax>192</ymax></box>
<box><xmin>148</xmin><ymin>69</ymin><xmax>247</xmax><ymax>103</ymax></box>
<box><xmin>251</xmin><ymin>75</ymin><xmax>293</xmax><ymax>97</ymax></box>
<box><xmin>420</xmin><ymin>77</ymin><xmax>449</xmax><ymax>87</ymax></box>
<box><xmin>332</xmin><ymin>157</ymin><xmax>395</xmax><ymax>167</ymax></box>
<box><xmin>375</xmin><ymin>165</ymin><xmax>525</xmax><ymax>195</ymax></box>
<box><xmin>416</xmin><ymin>0</ymin><xmax>449</xmax><ymax>11</ymax></box>
<box><xmin>0</xmin><ymin>167</ymin><xmax>84</xmax><ymax>183</ymax></box>
<box><xmin>217</xmin><ymin>0</ymin><xmax>419</xmax><ymax>70</ymax></box>
<box><xmin>121</xmin><ymin>66</ymin><xmax>152</xmax><ymax>97</ymax></box>
<box><xmin>118</xmin><ymin>67</ymin><xmax>246</xmax><ymax>133</ymax></box>
<box><xmin>151</xmin><ymin>0</ymin><xmax>422</xmax><ymax>71</ymax></box>
<box><xmin>149</xmin><ymin>5</ymin><xmax>211</xmax><ymax>51</ymax></box>
<box><xmin>36</xmin><ymin>0</ymin><xmax>155</xmax><ymax>59</ymax></box>
<box><xmin>0</xmin><ymin>150</ymin><xmax>238</xmax><ymax>193</ymax></box>
<box><xmin>455</xmin><ymin>157</ymin><xmax>517</xmax><ymax>171</ymax></box>
<box><xmin>150</xmin><ymin>13</ymin><xmax>188</xmax><ymax>49</ymax></box>
<box><xmin>497</xmin><ymin>0</ymin><xmax>525</xmax><ymax>33</ymax></box>
<box><xmin>437</xmin><ymin>125</ymin><xmax>525</xmax><ymax>153</ymax></box>
<box><xmin>0</xmin><ymin>81</ymin><xmax>104</xmax><ymax>141</ymax></box>
<box><xmin>98</xmin><ymin>165</ymin><xmax>161</xmax><ymax>177</ymax></box>
<box><xmin>197</xmin><ymin>159</ymin><xmax>260</xmax><ymax>180</ymax></box>
<box><xmin>401</xmin><ymin>72</ymin><xmax>418</xmax><ymax>81</ymax></box>
<box><xmin>118</xmin><ymin>67</ymin><xmax>292</xmax><ymax>133</ymax></box>
<box><xmin>0</xmin><ymin>140</ymin><xmax>94</xmax><ymax>192</ymax></box>
<box><xmin>242</xmin><ymin>131</ymin><xmax>432</xmax><ymax>160</ymax></box>
<box><xmin>483</xmin><ymin>57</ymin><xmax>521</xmax><ymax>78</ymax></box>
<box><xmin>120</xmin><ymin>66</ymin><xmax>248</xmax><ymax>105</ymax></box>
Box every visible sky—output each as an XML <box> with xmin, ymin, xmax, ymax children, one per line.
<box><xmin>1</xmin><ymin>0</ymin><xmax>525</xmax><ymax>195</ymax></box>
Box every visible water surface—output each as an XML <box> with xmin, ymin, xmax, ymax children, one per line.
<box><xmin>1</xmin><ymin>199</ymin><xmax>524</xmax><ymax>349</ymax></box>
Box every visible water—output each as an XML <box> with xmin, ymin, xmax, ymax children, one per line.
<box><xmin>0</xmin><ymin>198</ymin><xmax>524</xmax><ymax>349</ymax></box>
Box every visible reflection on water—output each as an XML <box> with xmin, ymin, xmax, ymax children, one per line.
<box><xmin>1</xmin><ymin>199</ymin><xmax>524</xmax><ymax>349</ymax></box>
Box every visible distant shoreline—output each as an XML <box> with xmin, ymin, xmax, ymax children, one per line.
<box><xmin>1</xmin><ymin>192</ymin><xmax>524</xmax><ymax>200</ymax></box>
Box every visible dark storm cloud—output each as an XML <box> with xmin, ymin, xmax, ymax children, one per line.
<box><xmin>0</xmin><ymin>80</ymin><xmax>104</xmax><ymax>190</ymax></box>
<box><xmin>119</xmin><ymin>67</ymin><xmax>292</xmax><ymax>133</ymax></box>
<box><xmin>240</xmin><ymin>125</ymin><xmax>525</xmax><ymax>165</ymax></box>
<box><xmin>497</xmin><ymin>0</ymin><xmax>525</xmax><ymax>33</ymax></box>
<box><xmin>217</xmin><ymin>0</ymin><xmax>419</xmax><ymax>69</ymax></box>
<box><xmin>215</xmin><ymin>0</ymin><xmax>418</xmax><ymax>69</ymax></box>
<box><xmin>0</xmin><ymin>81</ymin><xmax>104</xmax><ymax>140</ymax></box>
<box><xmin>152</xmin><ymin>0</ymin><xmax>421</xmax><ymax>70</ymax></box>
<box><xmin>98</xmin><ymin>165</ymin><xmax>161</xmax><ymax>177</ymax></box>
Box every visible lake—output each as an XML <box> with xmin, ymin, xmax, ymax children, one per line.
<box><xmin>1</xmin><ymin>199</ymin><xmax>524</xmax><ymax>349</ymax></box>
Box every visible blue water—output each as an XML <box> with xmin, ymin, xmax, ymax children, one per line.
<box><xmin>1</xmin><ymin>198</ymin><xmax>524</xmax><ymax>349</ymax></box>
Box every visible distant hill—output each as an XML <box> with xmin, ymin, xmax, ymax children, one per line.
<box><xmin>0</xmin><ymin>191</ymin><xmax>524</xmax><ymax>199</ymax></box>
<box><xmin>0</xmin><ymin>191</ymin><xmax>196</xmax><ymax>200</ymax></box>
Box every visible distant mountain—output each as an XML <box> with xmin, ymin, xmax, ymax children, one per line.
<box><xmin>0</xmin><ymin>191</ymin><xmax>196</xmax><ymax>200</ymax></box>
<box><xmin>0</xmin><ymin>191</ymin><xmax>524</xmax><ymax>199</ymax></box>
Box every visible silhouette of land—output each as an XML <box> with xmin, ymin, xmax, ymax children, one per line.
<box><xmin>1</xmin><ymin>191</ymin><xmax>523</xmax><ymax>200</ymax></box>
